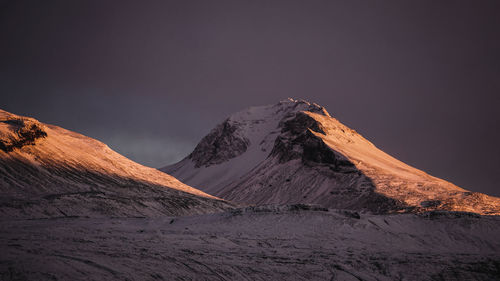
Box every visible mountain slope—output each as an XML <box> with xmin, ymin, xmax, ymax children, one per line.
<box><xmin>0</xmin><ymin>109</ymin><xmax>232</xmax><ymax>218</ymax></box>
<box><xmin>162</xmin><ymin>98</ymin><xmax>500</xmax><ymax>215</ymax></box>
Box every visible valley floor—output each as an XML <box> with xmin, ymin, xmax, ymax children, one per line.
<box><xmin>1</xmin><ymin>206</ymin><xmax>499</xmax><ymax>281</ymax></box>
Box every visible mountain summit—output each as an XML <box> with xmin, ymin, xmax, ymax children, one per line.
<box><xmin>0</xmin><ymin>109</ymin><xmax>231</xmax><ymax>218</ymax></box>
<box><xmin>162</xmin><ymin>98</ymin><xmax>500</xmax><ymax>215</ymax></box>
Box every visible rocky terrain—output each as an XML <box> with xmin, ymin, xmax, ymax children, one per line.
<box><xmin>163</xmin><ymin>98</ymin><xmax>500</xmax><ymax>215</ymax></box>
<box><xmin>0</xmin><ymin>109</ymin><xmax>232</xmax><ymax>219</ymax></box>
<box><xmin>1</xmin><ymin>206</ymin><xmax>499</xmax><ymax>280</ymax></box>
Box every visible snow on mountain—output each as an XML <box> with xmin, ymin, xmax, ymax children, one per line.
<box><xmin>0</xmin><ymin>109</ymin><xmax>232</xmax><ymax>218</ymax></box>
<box><xmin>162</xmin><ymin>98</ymin><xmax>500</xmax><ymax>215</ymax></box>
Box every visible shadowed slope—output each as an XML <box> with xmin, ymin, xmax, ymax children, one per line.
<box><xmin>0</xmin><ymin>109</ymin><xmax>232</xmax><ymax>218</ymax></box>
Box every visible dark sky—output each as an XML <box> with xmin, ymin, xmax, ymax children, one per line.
<box><xmin>1</xmin><ymin>0</ymin><xmax>499</xmax><ymax>196</ymax></box>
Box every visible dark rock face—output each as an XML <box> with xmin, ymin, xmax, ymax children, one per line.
<box><xmin>270</xmin><ymin>112</ymin><xmax>356</xmax><ymax>173</ymax></box>
<box><xmin>189</xmin><ymin>119</ymin><xmax>249</xmax><ymax>168</ymax></box>
<box><xmin>420</xmin><ymin>200</ymin><xmax>442</xmax><ymax>208</ymax></box>
<box><xmin>0</xmin><ymin>118</ymin><xmax>47</xmax><ymax>152</ymax></box>
<box><xmin>419</xmin><ymin>210</ymin><xmax>481</xmax><ymax>219</ymax></box>
<box><xmin>281</xmin><ymin>111</ymin><xmax>326</xmax><ymax>135</ymax></box>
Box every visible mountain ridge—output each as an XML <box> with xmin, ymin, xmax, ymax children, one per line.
<box><xmin>0</xmin><ymin>109</ymin><xmax>232</xmax><ymax>218</ymax></box>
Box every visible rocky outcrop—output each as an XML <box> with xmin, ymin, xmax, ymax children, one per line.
<box><xmin>189</xmin><ymin>119</ymin><xmax>249</xmax><ymax>168</ymax></box>
<box><xmin>271</xmin><ymin>112</ymin><xmax>357</xmax><ymax>173</ymax></box>
<box><xmin>0</xmin><ymin>117</ymin><xmax>47</xmax><ymax>152</ymax></box>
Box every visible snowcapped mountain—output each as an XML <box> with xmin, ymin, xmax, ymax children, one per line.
<box><xmin>162</xmin><ymin>98</ymin><xmax>500</xmax><ymax>215</ymax></box>
<box><xmin>2</xmin><ymin>105</ymin><xmax>499</xmax><ymax>281</ymax></box>
<box><xmin>0</xmin><ymin>109</ymin><xmax>231</xmax><ymax>218</ymax></box>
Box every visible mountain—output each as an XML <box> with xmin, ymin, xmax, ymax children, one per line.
<box><xmin>162</xmin><ymin>98</ymin><xmax>500</xmax><ymax>215</ymax></box>
<box><xmin>0</xmin><ymin>109</ymin><xmax>231</xmax><ymax>218</ymax></box>
<box><xmin>2</xmin><ymin>105</ymin><xmax>499</xmax><ymax>281</ymax></box>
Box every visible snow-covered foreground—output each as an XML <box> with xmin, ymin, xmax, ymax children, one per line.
<box><xmin>2</xmin><ymin>206</ymin><xmax>499</xmax><ymax>281</ymax></box>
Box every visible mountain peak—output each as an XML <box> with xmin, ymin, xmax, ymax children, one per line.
<box><xmin>280</xmin><ymin>97</ymin><xmax>331</xmax><ymax>117</ymax></box>
<box><xmin>186</xmin><ymin>99</ymin><xmax>331</xmax><ymax>169</ymax></box>
<box><xmin>163</xmin><ymin>99</ymin><xmax>500</xmax><ymax>215</ymax></box>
